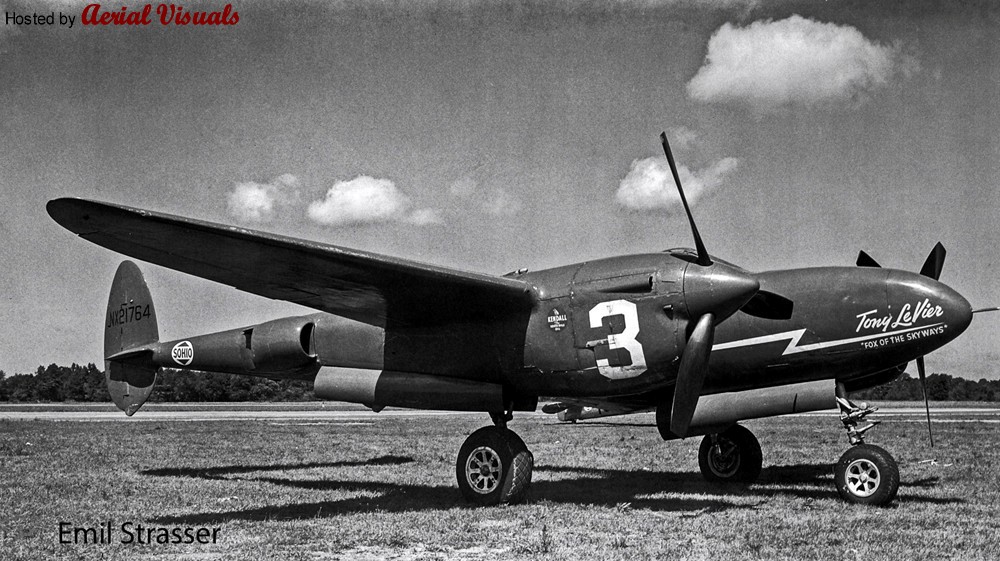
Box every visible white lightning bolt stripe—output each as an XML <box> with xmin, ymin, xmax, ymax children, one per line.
<box><xmin>711</xmin><ymin>323</ymin><xmax>945</xmax><ymax>356</ymax></box>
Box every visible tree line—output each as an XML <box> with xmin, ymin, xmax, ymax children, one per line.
<box><xmin>1</xmin><ymin>364</ymin><xmax>999</xmax><ymax>403</ymax></box>
<box><xmin>851</xmin><ymin>372</ymin><xmax>1000</xmax><ymax>402</ymax></box>
<box><xmin>0</xmin><ymin>364</ymin><xmax>313</xmax><ymax>403</ymax></box>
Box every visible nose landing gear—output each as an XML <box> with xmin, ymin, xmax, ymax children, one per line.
<box><xmin>834</xmin><ymin>385</ymin><xmax>899</xmax><ymax>506</ymax></box>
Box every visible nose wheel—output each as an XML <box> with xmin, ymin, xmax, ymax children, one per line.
<box><xmin>835</xmin><ymin>385</ymin><xmax>899</xmax><ymax>506</ymax></box>
<box><xmin>835</xmin><ymin>443</ymin><xmax>899</xmax><ymax>505</ymax></box>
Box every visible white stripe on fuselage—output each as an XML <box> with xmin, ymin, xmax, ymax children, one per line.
<box><xmin>711</xmin><ymin>323</ymin><xmax>944</xmax><ymax>356</ymax></box>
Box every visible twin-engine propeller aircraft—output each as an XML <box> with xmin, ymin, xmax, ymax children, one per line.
<box><xmin>48</xmin><ymin>133</ymin><xmax>991</xmax><ymax>507</ymax></box>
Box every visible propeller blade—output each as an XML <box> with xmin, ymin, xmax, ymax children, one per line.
<box><xmin>919</xmin><ymin>242</ymin><xmax>946</xmax><ymax>280</ymax></box>
<box><xmin>857</xmin><ymin>251</ymin><xmax>881</xmax><ymax>268</ymax></box>
<box><xmin>660</xmin><ymin>132</ymin><xmax>712</xmax><ymax>267</ymax></box>
<box><xmin>670</xmin><ymin>313</ymin><xmax>715</xmax><ymax>437</ymax></box>
<box><xmin>740</xmin><ymin>290</ymin><xmax>794</xmax><ymax>320</ymax></box>
<box><xmin>917</xmin><ymin>356</ymin><xmax>935</xmax><ymax>447</ymax></box>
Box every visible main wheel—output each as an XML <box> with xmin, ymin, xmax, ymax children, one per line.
<box><xmin>698</xmin><ymin>424</ymin><xmax>763</xmax><ymax>483</ymax></box>
<box><xmin>835</xmin><ymin>444</ymin><xmax>899</xmax><ymax>506</ymax></box>
<box><xmin>456</xmin><ymin>426</ymin><xmax>533</xmax><ymax>506</ymax></box>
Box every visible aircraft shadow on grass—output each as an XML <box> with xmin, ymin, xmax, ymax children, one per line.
<box><xmin>146</xmin><ymin>455</ymin><xmax>960</xmax><ymax>525</ymax></box>
<box><xmin>141</xmin><ymin>455</ymin><xmax>415</xmax><ymax>479</ymax></box>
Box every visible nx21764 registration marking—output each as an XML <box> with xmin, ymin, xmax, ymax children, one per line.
<box><xmin>107</xmin><ymin>303</ymin><xmax>150</xmax><ymax>328</ymax></box>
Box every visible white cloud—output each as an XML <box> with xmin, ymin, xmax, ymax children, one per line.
<box><xmin>307</xmin><ymin>175</ymin><xmax>439</xmax><ymax>227</ymax></box>
<box><xmin>667</xmin><ymin>126</ymin><xmax>700</xmax><ymax>150</ymax></box>
<box><xmin>481</xmin><ymin>188</ymin><xmax>523</xmax><ymax>216</ymax></box>
<box><xmin>448</xmin><ymin>177</ymin><xmax>523</xmax><ymax>216</ymax></box>
<box><xmin>227</xmin><ymin>174</ymin><xmax>300</xmax><ymax>223</ymax></box>
<box><xmin>687</xmin><ymin>15</ymin><xmax>909</xmax><ymax>112</ymax></box>
<box><xmin>615</xmin><ymin>156</ymin><xmax>739</xmax><ymax>211</ymax></box>
<box><xmin>407</xmin><ymin>208</ymin><xmax>445</xmax><ymax>225</ymax></box>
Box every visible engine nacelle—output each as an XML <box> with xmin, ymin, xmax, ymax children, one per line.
<box><xmin>657</xmin><ymin>379</ymin><xmax>835</xmax><ymax>440</ymax></box>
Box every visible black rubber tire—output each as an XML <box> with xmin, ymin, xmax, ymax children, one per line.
<box><xmin>835</xmin><ymin>444</ymin><xmax>899</xmax><ymax>506</ymax></box>
<box><xmin>456</xmin><ymin>426</ymin><xmax>533</xmax><ymax>506</ymax></box>
<box><xmin>698</xmin><ymin>424</ymin><xmax>763</xmax><ymax>483</ymax></box>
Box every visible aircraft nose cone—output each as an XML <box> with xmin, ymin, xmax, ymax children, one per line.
<box><xmin>886</xmin><ymin>270</ymin><xmax>973</xmax><ymax>348</ymax></box>
<box><xmin>683</xmin><ymin>263</ymin><xmax>760</xmax><ymax>322</ymax></box>
<box><xmin>939</xmin><ymin>283</ymin><xmax>973</xmax><ymax>338</ymax></box>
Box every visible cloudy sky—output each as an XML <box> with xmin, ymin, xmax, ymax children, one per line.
<box><xmin>2</xmin><ymin>0</ymin><xmax>998</xmax><ymax>379</ymax></box>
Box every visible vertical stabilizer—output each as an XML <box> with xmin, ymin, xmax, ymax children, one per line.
<box><xmin>105</xmin><ymin>261</ymin><xmax>160</xmax><ymax>416</ymax></box>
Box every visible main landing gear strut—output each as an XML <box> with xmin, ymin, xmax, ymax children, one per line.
<box><xmin>697</xmin><ymin>425</ymin><xmax>763</xmax><ymax>484</ymax></box>
<box><xmin>456</xmin><ymin>410</ymin><xmax>533</xmax><ymax>506</ymax></box>
<box><xmin>833</xmin><ymin>383</ymin><xmax>899</xmax><ymax>506</ymax></box>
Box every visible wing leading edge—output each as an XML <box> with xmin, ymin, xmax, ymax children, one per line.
<box><xmin>47</xmin><ymin>198</ymin><xmax>538</xmax><ymax>327</ymax></box>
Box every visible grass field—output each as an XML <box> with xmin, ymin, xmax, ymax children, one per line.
<box><xmin>2</xmin><ymin>406</ymin><xmax>999</xmax><ymax>560</ymax></box>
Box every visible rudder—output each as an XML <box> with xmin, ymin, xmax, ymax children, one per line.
<box><xmin>105</xmin><ymin>260</ymin><xmax>160</xmax><ymax>416</ymax></box>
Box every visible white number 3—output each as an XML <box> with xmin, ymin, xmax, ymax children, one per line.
<box><xmin>589</xmin><ymin>300</ymin><xmax>647</xmax><ymax>379</ymax></box>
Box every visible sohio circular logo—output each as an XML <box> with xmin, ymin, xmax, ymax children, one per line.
<box><xmin>171</xmin><ymin>341</ymin><xmax>194</xmax><ymax>366</ymax></box>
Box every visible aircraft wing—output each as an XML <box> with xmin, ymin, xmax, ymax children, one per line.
<box><xmin>47</xmin><ymin>198</ymin><xmax>537</xmax><ymax>327</ymax></box>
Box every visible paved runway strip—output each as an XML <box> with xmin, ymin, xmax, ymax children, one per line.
<box><xmin>1</xmin><ymin>403</ymin><xmax>997</xmax><ymax>422</ymax></box>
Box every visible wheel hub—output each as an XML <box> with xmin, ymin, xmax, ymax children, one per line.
<box><xmin>845</xmin><ymin>458</ymin><xmax>881</xmax><ymax>497</ymax></box>
<box><xmin>708</xmin><ymin>440</ymin><xmax>740</xmax><ymax>477</ymax></box>
<box><xmin>465</xmin><ymin>446</ymin><xmax>502</xmax><ymax>495</ymax></box>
